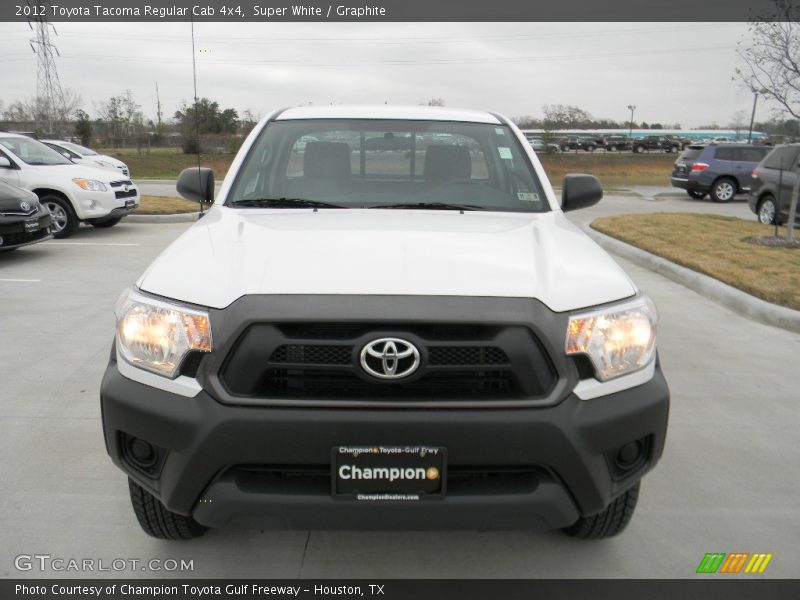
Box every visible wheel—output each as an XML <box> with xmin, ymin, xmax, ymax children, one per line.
<box><xmin>667</xmin><ymin>145</ymin><xmax>677</xmax><ymax>153</ymax></box>
<box><xmin>587</xmin><ymin>145</ymin><xmax>596</xmax><ymax>153</ymax></box>
<box><xmin>563</xmin><ymin>482</ymin><xmax>640</xmax><ymax>539</ymax></box>
<box><xmin>687</xmin><ymin>190</ymin><xmax>706</xmax><ymax>199</ymax></box>
<box><xmin>128</xmin><ymin>479</ymin><xmax>207</xmax><ymax>540</ymax></box>
<box><xmin>609</xmin><ymin>145</ymin><xmax>617</xmax><ymax>152</ymax></box>
<box><xmin>757</xmin><ymin>195</ymin><xmax>777</xmax><ymax>224</ymax></box>
<box><xmin>710</xmin><ymin>178</ymin><xmax>736</xmax><ymax>203</ymax></box>
<box><xmin>89</xmin><ymin>217</ymin><xmax>122</xmax><ymax>228</ymax></box>
<box><xmin>636</xmin><ymin>145</ymin><xmax>645</xmax><ymax>153</ymax></box>
<box><xmin>561</xmin><ymin>145</ymin><xmax>569</xmax><ymax>152</ymax></box>
<box><xmin>40</xmin><ymin>194</ymin><xmax>78</xmax><ymax>238</ymax></box>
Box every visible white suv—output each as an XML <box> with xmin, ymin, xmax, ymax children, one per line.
<box><xmin>41</xmin><ymin>139</ymin><xmax>130</xmax><ymax>177</ymax></box>
<box><xmin>0</xmin><ymin>133</ymin><xmax>140</xmax><ymax>238</ymax></box>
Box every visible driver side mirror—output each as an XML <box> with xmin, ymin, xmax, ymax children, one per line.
<box><xmin>0</xmin><ymin>157</ymin><xmax>11</xmax><ymax>168</ymax></box>
<box><xmin>562</xmin><ymin>174</ymin><xmax>603</xmax><ymax>212</ymax></box>
<box><xmin>177</xmin><ymin>167</ymin><xmax>215</xmax><ymax>203</ymax></box>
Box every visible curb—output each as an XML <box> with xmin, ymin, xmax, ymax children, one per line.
<box><xmin>125</xmin><ymin>213</ymin><xmax>201</xmax><ymax>223</ymax></box>
<box><xmin>586</xmin><ymin>227</ymin><xmax>800</xmax><ymax>333</ymax></box>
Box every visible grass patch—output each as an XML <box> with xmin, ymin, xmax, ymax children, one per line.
<box><xmin>99</xmin><ymin>148</ymin><xmax>233</xmax><ymax>179</ymax></box>
<box><xmin>591</xmin><ymin>213</ymin><xmax>800</xmax><ymax>310</ymax></box>
<box><xmin>539</xmin><ymin>153</ymin><xmax>675</xmax><ymax>187</ymax></box>
<box><xmin>134</xmin><ymin>195</ymin><xmax>200</xmax><ymax>214</ymax></box>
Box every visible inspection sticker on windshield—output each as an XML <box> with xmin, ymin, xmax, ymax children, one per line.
<box><xmin>517</xmin><ymin>192</ymin><xmax>539</xmax><ymax>202</ymax></box>
<box><xmin>498</xmin><ymin>147</ymin><xmax>513</xmax><ymax>159</ymax></box>
<box><xmin>495</xmin><ymin>128</ymin><xmax>505</xmax><ymax>136</ymax></box>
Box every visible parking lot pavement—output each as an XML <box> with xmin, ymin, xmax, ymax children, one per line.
<box><xmin>1</xmin><ymin>206</ymin><xmax>797</xmax><ymax>579</ymax></box>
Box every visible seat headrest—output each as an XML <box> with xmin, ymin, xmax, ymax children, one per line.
<box><xmin>424</xmin><ymin>145</ymin><xmax>471</xmax><ymax>182</ymax></box>
<box><xmin>303</xmin><ymin>142</ymin><xmax>352</xmax><ymax>179</ymax></box>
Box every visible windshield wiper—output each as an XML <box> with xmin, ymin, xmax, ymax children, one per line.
<box><xmin>368</xmin><ymin>202</ymin><xmax>483</xmax><ymax>211</ymax></box>
<box><xmin>231</xmin><ymin>198</ymin><xmax>346</xmax><ymax>209</ymax></box>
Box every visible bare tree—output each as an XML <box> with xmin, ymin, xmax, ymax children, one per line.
<box><xmin>735</xmin><ymin>1</ymin><xmax>800</xmax><ymax>119</ymax></box>
<box><xmin>729</xmin><ymin>109</ymin><xmax>749</xmax><ymax>135</ymax></box>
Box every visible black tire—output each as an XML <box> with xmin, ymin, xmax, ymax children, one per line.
<box><xmin>89</xmin><ymin>217</ymin><xmax>122</xmax><ymax>228</ymax></box>
<box><xmin>687</xmin><ymin>190</ymin><xmax>706</xmax><ymax>199</ymax></box>
<box><xmin>710</xmin><ymin>177</ymin><xmax>737</xmax><ymax>203</ymax></box>
<box><xmin>587</xmin><ymin>145</ymin><xmax>596</xmax><ymax>153</ymax></box>
<box><xmin>635</xmin><ymin>145</ymin><xmax>645</xmax><ymax>153</ymax></box>
<box><xmin>757</xmin><ymin>195</ymin><xmax>778</xmax><ymax>225</ymax></box>
<box><xmin>128</xmin><ymin>479</ymin><xmax>207</xmax><ymax>540</ymax></box>
<box><xmin>39</xmin><ymin>194</ymin><xmax>78</xmax><ymax>238</ymax></box>
<box><xmin>562</xmin><ymin>482</ymin><xmax>640</xmax><ymax>539</ymax></box>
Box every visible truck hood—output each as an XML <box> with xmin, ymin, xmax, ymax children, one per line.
<box><xmin>25</xmin><ymin>163</ymin><xmax>128</xmax><ymax>184</ymax></box>
<box><xmin>138</xmin><ymin>207</ymin><xmax>637</xmax><ymax>312</ymax></box>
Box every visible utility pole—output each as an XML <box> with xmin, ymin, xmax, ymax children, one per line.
<box><xmin>28</xmin><ymin>1</ymin><xmax>66</xmax><ymax>135</ymax></box>
<box><xmin>747</xmin><ymin>88</ymin><xmax>767</xmax><ymax>144</ymax></box>
<box><xmin>155</xmin><ymin>82</ymin><xmax>163</xmax><ymax>132</ymax></box>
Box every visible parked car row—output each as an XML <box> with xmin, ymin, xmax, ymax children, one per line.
<box><xmin>670</xmin><ymin>141</ymin><xmax>800</xmax><ymax>225</ymax></box>
<box><xmin>0</xmin><ymin>133</ymin><xmax>140</xmax><ymax>243</ymax></box>
<box><xmin>0</xmin><ymin>180</ymin><xmax>53</xmax><ymax>252</ymax></box>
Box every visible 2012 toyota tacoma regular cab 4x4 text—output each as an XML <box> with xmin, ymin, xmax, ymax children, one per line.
<box><xmin>100</xmin><ymin>105</ymin><xmax>669</xmax><ymax>540</ymax></box>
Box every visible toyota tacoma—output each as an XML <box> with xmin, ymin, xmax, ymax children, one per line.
<box><xmin>101</xmin><ymin>105</ymin><xmax>669</xmax><ymax>540</ymax></box>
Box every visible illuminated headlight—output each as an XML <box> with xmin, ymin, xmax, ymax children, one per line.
<box><xmin>565</xmin><ymin>297</ymin><xmax>657</xmax><ymax>381</ymax></box>
<box><xmin>115</xmin><ymin>288</ymin><xmax>212</xmax><ymax>378</ymax></box>
<box><xmin>72</xmin><ymin>178</ymin><xmax>107</xmax><ymax>192</ymax></box>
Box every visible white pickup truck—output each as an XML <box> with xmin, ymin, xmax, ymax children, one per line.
<box><xmin>101</xmin><ymin>105</ymin><xmax>669</xmax><ymax>540</ymax></box>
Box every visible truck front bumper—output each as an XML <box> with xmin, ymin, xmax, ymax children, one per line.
<box><xmin>101</xmin><ymin>357</ymin><xmax>669</xmax><ymax>531</ymax></box>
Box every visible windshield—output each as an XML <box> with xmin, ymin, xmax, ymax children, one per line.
<box><xmin>227</xmin><ymin>119</ymin><xmax>549</xmax><ymax>213</ymax></box>
<box><xmin>0</xmin><ymin>137</ymin><xmax>73</xmax><ymax>166</ymax></box>
<box><xmin>59</xmin><ymin>141</ymin><xmax>98</xmax><ymax>156</ymax></box>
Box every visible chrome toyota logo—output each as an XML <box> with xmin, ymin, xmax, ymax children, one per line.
<box><xmin>360</xmin><ymin>338</ymin><xmax>420</xmax><ymax>380</ymax></box>
<box><xmin>19</xmin><ymin>201</ymin><xmax>31</xmax><ymax>212</ymax></box>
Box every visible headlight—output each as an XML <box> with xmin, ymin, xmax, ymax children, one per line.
<box><xmin>72</xmin><ymin>178</ymin><xmax>107</xmax><ymax>192</ymax></box>
<box><xmin>115</xmin><ymin>288</ymin><xmax>212</xmax><ymax>378</ymax></box>
<box><xmin>565</xmin><ymin>296</ymin><xmax>657</xmax><ymax>381</ymax></box>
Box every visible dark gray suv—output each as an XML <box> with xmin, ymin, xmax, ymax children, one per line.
<box><xmin>748</xmin><ymin>144</ymin><xmax>800</xmax><ymax>225</ymax></box>
<box><xmin>671</xmin><ymin>143</ymin><xmax>771</xmax><ymax>202</ymax></box>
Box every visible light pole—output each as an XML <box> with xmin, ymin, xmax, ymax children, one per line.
<box><xmin>627</xmin><ymin>104</ymin><xmax>636</xmax><ymax>140</ymax></box>
<box><xmin>747</xmin><ymin>89</ymin><xmax>767</xmax><ymax>143</ymax></box>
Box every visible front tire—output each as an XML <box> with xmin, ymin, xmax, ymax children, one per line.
<box><xmin>757</xmin><ymin>195</ymin><xmax>778</xmax><ymax>224</ymax></box>
<box><xmin>710</xmin><ymin>178</ymin><xmax>736</xmax><ymax>203</ymax></box>
<box><xmin>40</xmin><ymin>195</ymin><xmax>78</xmax><ymax>238</ymax></box>
<box><xmin>128</xmin><ymin>479</ymin><xmax>207</xmax><ymax>540</ymax></box>
<box><xmin>562</xmin><ymin>482</ymin><xmax>640</xmax><ymax>539</ymax></box>
<box><xmin>635</xmin><ymin>145</ymin><xmax>645</xmax><ymax>154</ymax></box>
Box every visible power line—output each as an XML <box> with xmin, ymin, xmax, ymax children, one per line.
<box><xmin>27</xmin><ymin>0</ymin><xmax>66</xmax><ymax>134</ymax></box>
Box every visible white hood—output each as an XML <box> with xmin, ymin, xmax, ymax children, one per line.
<box><xmin>137</xmin><ymin>208</ymin><xmax>636</xmax><ymax>312</ymax></box>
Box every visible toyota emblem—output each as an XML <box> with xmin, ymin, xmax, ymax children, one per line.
<box><xmin>360</xmin><ymin>338</ymin><xmax>420</xmax><ymax>380</ymax></box>
<box><xmin>20</xmin><ymin>201</ymin><xmax>31</xmax><ymax>212</ymax></box>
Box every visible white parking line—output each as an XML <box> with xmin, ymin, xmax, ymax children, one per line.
<box><xmin>45</xmin><ymin>242</ymin><xmax>140</xmax><ymax>246</ymax></box>
<box><xmin>0</xmin><ymin>278</ymin><xmax>41</xmax><ymax>282</ymax></box>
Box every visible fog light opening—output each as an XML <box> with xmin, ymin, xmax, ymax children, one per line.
<box><xmin>125</xmin><ymin>436</ymin><xmax>158</xmax><ymax>470</ymax></box>
<box><xmin>614</xmin><ymin>441</ymin><xmax>644</xmax><ymax>471</ymax></box>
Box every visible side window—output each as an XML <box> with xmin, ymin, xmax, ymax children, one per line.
<box><xmin>713</xmin><ymin>147</ymin><xmax>738</xmax><ymax>161</ymax></box>
<box><xmin>740</xmin><ymin>147</ymin><xmax>770</xmax><ymax>162</ymax></box>
<box><xmin>763</xmin><ymin>147</ymin><xmax>800</xmax><ymax>169</ymax></box>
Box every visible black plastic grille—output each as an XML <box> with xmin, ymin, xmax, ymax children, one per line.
<box><xmin>261</xmin><ymin>368</ymin><xmax>515</xmax><ymax>399</ymax></box>
<box><xmin>428</xmin><ymin>346</ymin><xmax>508</xmax><ymax>366</ymax></box>
<box><xmin>219</xmin><ymin>322</ymin><xmax>556</xmax><ymax>403</ymax></box>
<box><xmin>114</xmin><ymin>189</ymin><xmax>137</xmax><ymax>200</ymax></box>
<box><xmin>0</xmin><ymin>227</ymin><xmax>49</xmax><ymax>247</ymax></box>
<box><xmin>110</xmin><ymin>180</ymin><xmax>133</xmax><ymax>188</ymax></box>
<box><xmin>270</xmin><ymin>345</ymin><xmax>352</xmax><ymax>365</ymax></box>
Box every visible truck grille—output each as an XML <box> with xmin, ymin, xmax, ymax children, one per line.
<box><xmin>218</xmin><ymin>323</ymin><xmax>556</xmax><ymax>402</ymax></box>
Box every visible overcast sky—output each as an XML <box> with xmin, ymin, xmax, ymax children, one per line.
<box><xmin>0</xmin><ymin>21</ymin><xmax>776</xmax><ymax>128</ymax></box>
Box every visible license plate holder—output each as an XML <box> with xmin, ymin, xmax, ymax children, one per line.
<box><xmin>24</xmin><ymin>218</ymin><xmax>39</xmax><ymax>233</ymax></box>
<box><xmin>124</xmin><ymin>199</ymin><xmax>136</xmax><ymax>209</ymax></box>
<box><xmin>332</xmin><ymin>446</ymin><xmax>446</xmax><ymax>501</ymax></box>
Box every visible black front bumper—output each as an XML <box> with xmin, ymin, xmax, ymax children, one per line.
<box><xmin>0</xmin><ymin>212</ymin><xmax>52</xmax><ymax>249</ymax></box>
<box><xmin>100</xmin><ymin>359</ymin><xmax>669</xmax><ymax>531</ymax></box>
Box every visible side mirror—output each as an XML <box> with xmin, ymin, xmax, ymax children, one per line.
<box><xmin>0</xmin><ymin>157</ymin><xmax>11</xmax><ymax>168</ymax></box>
<box><xmin>562</xmin><ymin>174</ymin><xmax>603</xmax><ymax>212</ymax></box>
<box><xmin>177</xmin><ymin>167</ymin><xmax>214</xmax><ymax>203</ymax></box>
